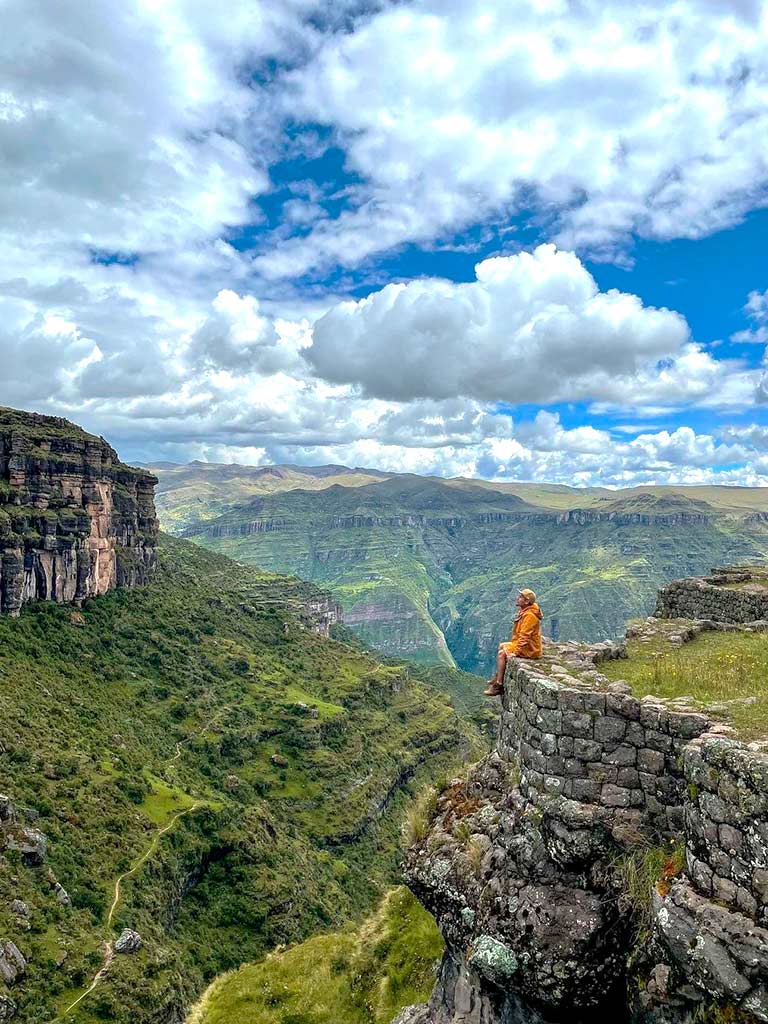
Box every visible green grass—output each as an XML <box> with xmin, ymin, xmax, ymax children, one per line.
<box><xmin>138</xmin><ymin>774</ymin><xmax>197</xmax><ymax>826</ymax></box>
<box><xmin>602</xmin><ymin>625</ymin><xmax>768</xmax><ymax>740</ymax></box>
<box><xmin>191</xmin><ymin>886</ymin><xmax>443</xmax><ymax>1024</ymax></box>
<box><xmin>0</xmin><ymin>534</ymin><xmax>483</xmax><ymax>1023</ymax></box>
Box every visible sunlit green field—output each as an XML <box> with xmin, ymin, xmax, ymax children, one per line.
<box><xmin>602</xmin><ymin>625</ymin><xmax>768</xmax><ymax>740</ymax></box>
<box><xmin>190</xmin><ymin>886</ymin><xmax>442</xmax><ymax>1024</ymax></box>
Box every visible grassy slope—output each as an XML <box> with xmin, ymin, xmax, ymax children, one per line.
<box><xmin>151</xmin><ymin>463</ymin><xmax>388</xmax><ymax>534</ymax></box>
<box><xmin>190</xmin><ymin>886</ymin><xmax>442</xmax><ymax>1024</ymax></box>
<box><xmin>178</xmin><ymin>476</ymin><xmax>768</xmax><ymax>675</ymax></box>
<box><xmin>0</xmin><ymin>535</ymin><xmax>483</xmax><ymax>1023</ymax></box>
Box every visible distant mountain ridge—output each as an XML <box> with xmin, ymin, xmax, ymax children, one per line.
<box><xmin>155</xmin><ymin>462</ymin><xmax>768</xmax><ymax>675</ymax></box>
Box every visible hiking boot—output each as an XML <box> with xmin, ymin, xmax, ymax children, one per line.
<box><xmin>483</xmin><ymin>682</ymin><xmax>503</xmax><ymax>697</ymax></box>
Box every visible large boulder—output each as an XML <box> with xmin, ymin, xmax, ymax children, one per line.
<box><xmin>114</xmin><ymin>929</ymin><xmax>142</xmax><ymax>954</ymax></box>
<box><xmin>0</xmin><ymin>942</ymin><xmax>26</xmax><ymax>986</ymax></box>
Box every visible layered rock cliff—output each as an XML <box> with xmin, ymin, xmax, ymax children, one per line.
<box><xmin>397</xmin><ymin>571</ymin><xmax>768</xmax><ymax>1024</ymax></box>
<box><xmin>0</xmin><ymin>407</ymin><xmax>158</xmax><ymax>614</ymax></box>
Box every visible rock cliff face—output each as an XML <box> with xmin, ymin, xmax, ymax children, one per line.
<box><xmin>0</xmin><ymin>407</ymin><xmax>158</xmax><ymax>615</ymax></box>
<box><xmin>397</xmin><ymin>573</ymin><xmax>768</xmax><ymax>1024</ymax></box>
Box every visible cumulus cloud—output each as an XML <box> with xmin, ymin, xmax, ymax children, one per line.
<box><xmin>307</xmin><ymin>244</ymin><xmax>716</xmax><ymax>404</ymax></box>
<box><xmin>0</xmin><ymin>0</ymin><xmax>766</xmax><ymax>490</ymax></box>
<box><xmin>252</xmin><ymin>0</ymin><xmax>768</xmax><ymax>278</ymax></box>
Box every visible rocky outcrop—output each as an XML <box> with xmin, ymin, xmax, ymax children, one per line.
<box><xmin>655</xmin><ymin>566</ymin><xmax>768</xmax><ymax>623</ymax></box>
<box><xmin>114</xmin><ymin>929</ymin><xmax>142</xmax><ymax>954</ymax></box>
<box><xmin>0</xmin><ymin>795</ymin><xmax>47</xmax><ymax>867</ymax></box>
<box><xmin>398</xmin><ymin>606</ymin><xmax>768</xmax><ymax>1023</ymax></box>
<box><xmin>0</xmin><ymin>407</ymin><xmax>158</xmax><ymax>615</ymax></box>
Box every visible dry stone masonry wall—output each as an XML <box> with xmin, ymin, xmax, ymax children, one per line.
<box><xmin>0</xmin><ymin>407</ymin><xmax>158</xmax><ymax>615</ymax></box>
<box><xmin>655</xmin><ymin>567</ymin><xmax>768</xmax><ymax>624</ymax></box>
<box><xmin>397</xmin><ymin>566</ymin><xmax>768</xmax><ymax>1024</ymax></box>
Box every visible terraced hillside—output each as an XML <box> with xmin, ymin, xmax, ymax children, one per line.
<box><xmin>0</xmin><ymin>535</ymin><xmax>483</xmax><ymax>1023</ymax></box>
<box><xmin>173</xmin><ymin>472</ymin><xmax>768</xmax><ymax>675</ymax></box>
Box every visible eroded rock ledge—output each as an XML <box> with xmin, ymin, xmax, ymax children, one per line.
<box><xmin>0</xmin><ymin>407</ymin><xmax>158</xmax><ymax>615</ymax></box>
<box><xmin>397</xmin><ymin>573</ymin><xmax>768</xmax><ymax>1024</ymax></box>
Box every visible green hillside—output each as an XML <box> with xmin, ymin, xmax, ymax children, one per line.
<box><xmin>0</xmin><ymin>535</ymin><xmax>483</xmax><ymax>1023</ymax></box>
<box><xmin>190</xmin><ymin>885</ymin><xmax>443</xmax><ymax>1024</ymax></box>
<box><xmin>175</xmin><ymin>473</ymin><xmax>768</xmax><ymax>675</ymax></box>
<box><xmin>150</xmin><ymin>462</ymin><xmax>388</xmax><ymax>534</ymax></box>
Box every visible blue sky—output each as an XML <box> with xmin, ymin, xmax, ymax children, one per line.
<box><xmin>1</xmin><ymin>0</ymin><xmax>767</xmax><ymax>485</ymax></box>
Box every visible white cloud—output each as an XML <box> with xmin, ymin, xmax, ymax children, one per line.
<box><xmin>307</xmin><ymin>244</ymin><xmax>726</xmax><ymax>405</ymax></box>
<box><xmin>0</xmin><ymin>0</ymin><xmax>766</xmax><ymax>491</ymax></box>
<box><xmin>253</xmin><ymin>0</ymin><xmax>768</xmax><ymax>278</ymax></box>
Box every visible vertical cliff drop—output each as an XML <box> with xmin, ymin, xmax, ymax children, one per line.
<box><xmin>0</xmin><ymin>407</ymin><xmax>158</xmax><ymax>614</ymax></box>
<box><xmin>397</xmin><ymin>570</ymin><xmax>768</xmax><ymax>1024</ymax></box>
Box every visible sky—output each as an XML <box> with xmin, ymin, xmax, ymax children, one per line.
<box><xmin>1</xmin><ymin>0</ymin><xmax>768</xmax><ymax>487</ymax></box>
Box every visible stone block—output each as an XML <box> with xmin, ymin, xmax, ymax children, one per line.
<box><xmin>541</xmin><ymin>733</ymin><xmax>558</xmax><ymax>756</ymax></box>
<box><xmin>640</xmin><ymin>702</ymin><xmax>669</xmax><ymax>732</ymax></box>
<box><xmin>669</xmin><ymin>712</ymin><xmax>709</xmax><ymax>739</ymax></box>
<box><xmin>753</xmin><ymin>868</ymin><xmax>768</xmax><ymax>903</ymax></box>
<box><xmin>719</xmin><ymin>824</ymin><xmax>744</xmax><ymax>857</ymax></box>
<box><xmin>601</xmin><ymin>784</ymin><xmax>632</xmax><ymax>808</ymax></box>
<box><xmin>638</xmin><ymin>748</ymin><xmax>665</xmax><ymax>774</ymax></box>
<box><xmin>545</xmin><ymin>754</ymin><xmax>565</xmax><ymax>775</ymax></box>
<box><xmin>533</xmin><ymin>680</ymin><xmax>561</xmax><ymax>709</ymax></box>
<box><xmin>535</xmin><ymin>709</ymin><xmax>562</xmax><ymax>734</ymax></box>
<box><xmin>570</xmin><ymin>778</ymin><xmax>602</xmax><ymax>803</ymax></box>
<box><xmin>736</xmin><ymin>886</ymin><xmax>758</xmax><ymax>918</ymax></box>
<box><xmin>581</xmin><ymin>691</ymin><xmax>607</xmax><ymax>714</ymax></box>
<box><xmin>562</xmin><ymin>711</ymin><xmax>594</xmax><ymax>738</ymax></box>
<box><xmin>712</xmin><ymin>874</ymin><xmax>738</xmax><ymax>905</ymax></box>
<box><xmin>543</xmin><ymin>776</ymin><xmax>565</xmax><ymax>797</ymax></box>
<box><xmin>587</xmin><ymin>764</ymin><xmax>618</xmax><ymax>785</ymax></box>
<box><xmin>603</xmin><ymin>745</ymin><xmax>637</xmax><ymax>767</ymax></box>
<box><xmin>606</xmin><ymin>693</ymin><xmax>640</xmax><ymax>720</ymax></box>
<box><xmin>701</xmin><ymin>792</ymin><xmax>730</xmax><ymax>825</ymax></box>
<box><xmin>573</xmin><ymin>738</ymin><xmax>602</xmax><ymax>761</ymax></box>
<box><xmin>690</xmin><ymin>856</ymin><xmax>714</xmax><ymax>896</ymax></box>
<box><xmin>624</xmin><ymin>721</ymin><xmax>646</xmax><ymax>747</ymax></box>
<box><xmin>593</xmin><ymin>717</ymin><xmax>626</xmax><ymax>744</ymax></box>
<box><xmin>617</xmin><ymin>767</ymin><xmax>640</xmax><ymax>789</ymax></box>
<box><xmin>564</xmin><ymin>758</ymin><xmax>587</xmax><ymax>778</ymax></box>
<box><xmin>645</xmin><ymin>731</ymin><xmax>673</xmax><ymax>753</ymax></box>
<box><xmin>557</xmin><ymin>689</ymin><xmax>585</xmax><ymax>712</ymax></box>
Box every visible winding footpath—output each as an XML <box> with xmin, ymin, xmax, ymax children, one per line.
<box><xmin>54</xmin><ymin>706</ymin><xmax>233</xmax><ymax>1021</ymax></box>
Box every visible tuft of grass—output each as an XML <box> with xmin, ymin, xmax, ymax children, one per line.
<box><xmin>614</xmin><ymin>840</ymin><xmax>685</xmax><ymax>939</ymax></box>
<box><xmin>404</xmin><ymin>787</ymin><xmax>438</xmax><ymax>847</ymax></box>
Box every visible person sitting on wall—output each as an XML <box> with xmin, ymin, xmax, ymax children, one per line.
<box><xmin>484</xmin><ymin>588</ymin><xmax>543</xmax><ymax>696</ymax></box>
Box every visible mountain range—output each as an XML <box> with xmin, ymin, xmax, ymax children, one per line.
<box><xmin>150</xmin><ymin>461</ymin><xmax>768</xmax><ymax>676</ymax></box>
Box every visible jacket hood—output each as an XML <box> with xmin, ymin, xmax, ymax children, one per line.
<box><xmin>525</xmin><ymin>602</ymin><xmax>543</xmax><ymax>620</ymax></box>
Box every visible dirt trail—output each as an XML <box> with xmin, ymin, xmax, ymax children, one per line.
<box><xmin>54</xmin><ymin>706</ymin><xmax>233</xmax><ymax>1020</ymax></box>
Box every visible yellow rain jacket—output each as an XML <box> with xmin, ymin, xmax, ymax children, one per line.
<box><xmin>500</xmin><ymin>602</ymin><xmax>543</xmax><ymax>660</ymax></box>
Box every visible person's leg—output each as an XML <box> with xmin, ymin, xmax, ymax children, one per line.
<box><xmin>494</xmin><ymin>645</ymin><xmax>506</xmax><ymax>685</ymax></box>
<box><xmin>484</xmin><ymin>646</ymin><xmax>507</xmax><ymax>694</ymax></box>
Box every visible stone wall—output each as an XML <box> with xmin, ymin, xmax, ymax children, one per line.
<box><xmin>0</xmin><ymin>407</ymin><xmax>158</xmax><ymax>615</ymax></box>
<box><xmin>499</xmin><ymin>657</ymin><xmax>711</xmax><ymax>846</ymax></box>
<box><xmin>398</xmin><ymin>631</ymin><xmax>768</xmax><ymax>1024</ymax></box>
<box><xmin>684</xmin><ymin>735</ymin><xmax>768</xmax><ymax>922</ymax></box>
<box><xmin>655</xmin><ymin>567</ymin><xmax>768</xmax><ymax>623</ymax></box>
